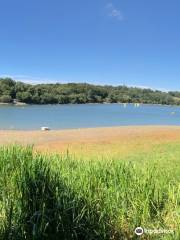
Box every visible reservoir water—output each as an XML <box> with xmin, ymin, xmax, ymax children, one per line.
<box><xmin>0</xmin><ymin>104</ymin><xmax>179</xmax><ymax>130</ymax></box>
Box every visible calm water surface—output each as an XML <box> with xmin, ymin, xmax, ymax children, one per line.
<box><xmin>0</xmin><ymin>104</ymin><xmax>179</xmax><ymax>130</ymax></box>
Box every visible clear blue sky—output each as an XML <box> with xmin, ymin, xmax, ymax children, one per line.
<box><xmin>0</xmin><ymin>0</ymin><xmax>180</xmax><ymax>90</ymax></box>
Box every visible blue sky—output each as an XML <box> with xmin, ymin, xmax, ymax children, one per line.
<box><xmin>0</xmin><ymin>0</ymin><xmax>180</xmax><ymax>90</ymax></box>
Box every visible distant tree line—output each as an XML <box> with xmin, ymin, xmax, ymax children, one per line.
<box><xmin>0</xmin><ymin>78</ymin><xmax>180</xmax><ymax>105</ymax></box>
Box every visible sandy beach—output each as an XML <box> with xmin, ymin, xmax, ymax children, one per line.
<box><xmin>1</xmin><ymin>126</ymin><xmax>180</xmax><ymax>155</ymax></box>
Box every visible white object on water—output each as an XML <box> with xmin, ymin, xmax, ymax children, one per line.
<box><xmin>134</xmin><ymin>103</ymin><xmax>140</xmax><ymax>107</ymax></box>
<box><xmin>123</xmin><ymin>103</ymin><xmax>127</xmax><ymax>108</ymax></box>
<box><xmin>41</xmin><ymin>127</ymin><xmax>50</xmax><ymax>131</ymax></box>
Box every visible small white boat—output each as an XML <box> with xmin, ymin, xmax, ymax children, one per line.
<box><xmin>41</xmin><ymin>127</ymin><xmax>50</xmax><ymax>131</ymax></box>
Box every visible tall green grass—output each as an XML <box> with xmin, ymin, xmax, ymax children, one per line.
<box><xmin>0</xmin><ymin>145</ymin><xmax>179</xmax><ymax>239</ymax></box>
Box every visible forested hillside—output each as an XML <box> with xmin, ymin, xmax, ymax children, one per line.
<box><xmin>0</xmin><ymin>78</ymin><xmax>180</xmax><ymax>105</ymax></box>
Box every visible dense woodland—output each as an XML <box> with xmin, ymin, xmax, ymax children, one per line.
<box><xmin>0</xmin><ymin>78</ymin><xmax>180</xmax><ymax>105</ymax></box>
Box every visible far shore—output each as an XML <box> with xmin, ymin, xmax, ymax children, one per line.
<box><xmin>0</xmin><ymin>102</ymin><xmax>27</xmax><ymax>106</ymax></box>
<box><xmin>1</xmin><ymin>126</ymin><xmax>180</xmax><ymax>155</ymax></box>
<box><xmin>0</xmin><ymin>102</ymin><xmax>180</xmax><ymax>107</ymax></box>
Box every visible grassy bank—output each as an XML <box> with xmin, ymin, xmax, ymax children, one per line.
<box><xmin>0</xmin><ymin>145</ymin><xmax>180</xmax><ymax>239</ymax></box>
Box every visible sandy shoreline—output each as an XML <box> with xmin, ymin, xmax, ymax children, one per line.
<box><xmin>0</xmin><ymin>126</ymin><xmax>180</xmax><ymax>154</ymax></box>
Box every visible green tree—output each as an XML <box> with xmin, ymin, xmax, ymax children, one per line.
<box><xmin>0</xmin><ymin>95</ymin><xmax>12</xmax><ymax>103</ymax></box>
